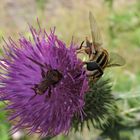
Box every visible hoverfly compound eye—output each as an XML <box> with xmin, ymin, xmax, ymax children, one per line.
<box><xmin>86</xmin><ymin>62</ymin><xmax>95</xmax><ymax>71</ymax></box>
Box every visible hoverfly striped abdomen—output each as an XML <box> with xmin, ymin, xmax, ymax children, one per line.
<box><xmin>95</xmin><ymin>49</ymin><xmax>109</xmax><ymax>69</ymax></box>
<box><xmin>85</xmin><ymin>49</ymin><xmax>108</xmax><ymax>81</ymax></box>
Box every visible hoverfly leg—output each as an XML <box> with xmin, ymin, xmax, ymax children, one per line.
<box><xmin>93</xmin><ymin>71</ymin><xmax>103</xmax><ymax>82</ymax></box>
<box><xmin>45</xmin><ymin>87</ymin><xmax>52</xmax><ymax>102</ymax></box>
<box><xmin>30</xmin><ymin>87</ymin><xmax>37</xmax><ymax>100</ymax></box>
<box><xmin>74</xmin><ymin>73</ymin><xmax>81</xmax><ymax>79</ymax></box>
<box><xmin>48</xmin><ymin>87</ymin><xmax>52</xmax><ymax>98</ymax></box>
<box><xmin>29</xmin><ymin>92</ymin><xmax>37</xmax><ymax>100</ymax></box>
<box><xmin>45</xmin><ymin>64</ymin><xmax>52</xmax><ymax>71</ymax></box>
<box><xmin>41</xmin><ymin>68</ymin><xmax>46</xmax><ymax>78</ymax></box>
<box><xmin>95</xmin><ymin>70</ymin><xmax>103</xmax><ymax>77</ymax></box>
<box><xmin>29</xmin><ymin>84</ymin><xmax>39</xmax><ymax>100</ymax></box>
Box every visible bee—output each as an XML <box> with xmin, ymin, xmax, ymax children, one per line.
<box><xmin>27</xmin><ymin>57</ymin><xmax>63</xmax><ymax>100</ymax></box>
<box><xmin>77</xmin><ymin>12</ymin><xmax>125</xmax><ymax>82</ymax></box>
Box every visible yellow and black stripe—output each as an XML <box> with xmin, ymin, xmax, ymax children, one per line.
<box><xmin>95</xmin><ymin>49</ymin><xmax>109</xmax><ymax>69</ymax></box>
<box><xmin>86</xmin><ymin>48</ymin><xmax>109</xmax><ymax>79</ymax></box>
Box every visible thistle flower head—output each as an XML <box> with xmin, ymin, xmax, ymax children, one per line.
<box><xmin>0</xmin><ymin>26</ymin><xmax>88</xmax><ymax>137</ymax></box>
<box><xmin>72</xmin><ymin>78</ymin><xmax>115</xmax><ymax>131</ymax></box>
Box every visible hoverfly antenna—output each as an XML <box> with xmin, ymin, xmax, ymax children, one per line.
<box><xmin>80</xmin><ymin>41</ymin><xmax>84</xmax><ymax>49</ymax></box>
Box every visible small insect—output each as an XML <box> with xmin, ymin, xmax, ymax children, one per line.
<box><xmin>77</xmin><ymin>12</ymin><xmax>125</xmax><ymax>82</ymax></box>
<box><xmin>27</xmin><ymin>57</ymin><xmax>63</xmax><ymax>100</ymax></box>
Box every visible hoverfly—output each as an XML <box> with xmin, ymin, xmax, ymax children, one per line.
<box><xmin>27</xmin><ymin>57</ymin><xmax>63</xmax><ymax>100</ymax></box>
<box><xmin>77</xmin><ymin>12</ymin><xmax>125</xmax><ymax>82</ymax></box>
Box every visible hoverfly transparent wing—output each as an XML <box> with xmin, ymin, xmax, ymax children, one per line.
<box><xmin>89</xmin><ymin>11</ymin><xmax>103</xmax><ymax>54</ymax></box>
<box><xmin>107</xmin><ymin>52</ymin><xmax>125</xmax><ymax>67</ymax></box>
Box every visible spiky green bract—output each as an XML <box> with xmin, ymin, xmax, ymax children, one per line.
<box><xmin>72</xmin><ymin>78</ymin><xmax>116</xmax><ymax>131</ymax></box>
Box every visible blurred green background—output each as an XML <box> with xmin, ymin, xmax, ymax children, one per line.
<box><xmin>0</xmin><ymin>0</ymin><xmax>140</xmax><ymax>140</ymax></box>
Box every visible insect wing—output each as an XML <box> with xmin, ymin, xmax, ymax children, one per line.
<box><xmin>89</xmin><ymin>11</ymin><xmax>103</xmax><ymax>53</ymax></box>
<box><xmin>107</xmin><ymin>52</ymin><xmax>125</xmax><ymax>67</ymax></box>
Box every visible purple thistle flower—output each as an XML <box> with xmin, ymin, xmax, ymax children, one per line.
<box><xmin>0</xmin><ymin>26</ymin><xmax>88</xmax><ymax>137</ymax></box>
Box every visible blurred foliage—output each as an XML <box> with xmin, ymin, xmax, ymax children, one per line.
<box><xmin>0</xmin><ymin>103</ymin><xmax>10</xmax><ymax>140</ymax></box>
<box><xmin>0</xmin><ymin>0</ymin><xmax>140</xmax><ymax>140</ymax></box>
<box><xmin>36</xmin><ymin>0</ymin><xmax>48</xmax><ymax>11</ymax></box>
